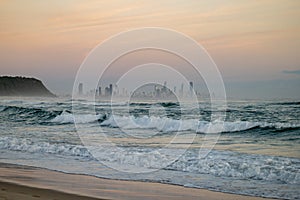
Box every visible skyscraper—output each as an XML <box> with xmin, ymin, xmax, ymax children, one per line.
<box><xmin>78</xmin><ymin>83</ymin><xmax>83</xmax><ymax>95</ymax></box>
<box><xmin>180</xmin><ymin>83</ymin><xmax>184</xmax><ymax>97</ymax></box>
<box><xmin>109</xmin><ymin>84</ymin><xmax>113</xmax><ymax>96</ymax></box>
<box><xmin>98</xmin><ymin>87</ymin><xmax>101</xmax><ymax>96</ymax></box>
<box><xmin>189</xmin><ymin>81</ymin><xmax>193</xmax><ymax>97</ymax></box>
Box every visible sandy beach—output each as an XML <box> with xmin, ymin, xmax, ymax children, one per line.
<box><xmin>0</xmin><ymin>163</ymin><xmax>276</xmax><ymax>200</ymax></box>
<box><xmin>1</xmin><ymin>0</ymin><xmax>299</xmax><ymax>199</ymax></box>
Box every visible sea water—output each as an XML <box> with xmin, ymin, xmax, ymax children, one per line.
<box><xmin>0</xmin><ymin>97</ymin><xmax>299</xmax><ymax>199</ymax></box>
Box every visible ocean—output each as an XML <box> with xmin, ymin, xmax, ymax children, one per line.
<box><xmin>0</xmin><ymin>97</ymin><xmax>299</xmax><ymax>199</ymax></box>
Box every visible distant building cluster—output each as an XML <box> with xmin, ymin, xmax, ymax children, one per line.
<box><xmin>78</xmin><ymin>83</ymin><xmax>128</xmax><ymax>97</ymax></box>
<box><xmin>77</xmin><ymin>81</ymin><xmax>208</xmax><ymax>99</ymax></box>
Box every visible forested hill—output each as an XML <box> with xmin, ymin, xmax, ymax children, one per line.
<box><xmin>0</xmin><ymin>76</ymin><xmax>55</xmax><ymax>97</ymax></box>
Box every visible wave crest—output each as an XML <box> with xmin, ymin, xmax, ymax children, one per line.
<box><xmin>99</xmin><ymin>115</ymin><xmax>300</xmax><ymax>133</ymax></box>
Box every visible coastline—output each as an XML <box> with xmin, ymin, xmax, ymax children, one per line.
<box><xmin>0</xmin><ymin>163</ymin><xmax>276</xmax><ymax>200</ymax></box>
<box><xmin>0</xmin><ymin>181</ymin><xmax>103</xmax><ymax>200</ymax></box>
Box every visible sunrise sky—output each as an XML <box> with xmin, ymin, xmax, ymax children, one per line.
<box><xmin>1</xmin><ymin>0</ymin><xmax>299</xmax><ymax>99</ymax></box>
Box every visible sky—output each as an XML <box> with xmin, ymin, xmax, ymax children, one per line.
<box><xmin>0</xmin><ymin>0</ymin><xmax>299</xmax><ymax>99</ymax></box>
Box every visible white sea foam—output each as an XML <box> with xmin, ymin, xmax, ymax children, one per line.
<box><xmin>50</xmin><ymin>111</ymin><xmax>105</xmax><ymax>124</ymax></box>
<box><xmin>2</xmin><ymin>99</ymin><xmax>299</xmax><ymax>199</ymax></box>
<box><xmin>0</xmin><ymin>136</ymin><xmax>299</xmax><ymax>185</ymax></box>
<box><xmin>50</xmin><ymin>111</ymin><xmax>300</xmax><ymax>132</ymax></box>
<box><xmin>100</xmin><ymin>115</ymin><xmax>300</xmax><ymax>133</ymax></box>
<box><xmin>0</xmin><ymin>137</ymin><xmax>91</xmax><ymax>158</ymax></box>
<box><xmin>168</xmin><ymin>150</ymin><xmax>300</xmax><ymax>185</ymax></box>
<box><xmin>100</xmin><ymin>115</ymin><xmax>198</xmax><ymax>132</ymax></box>
<box><xmin>79</xmin><ymin>101</ymin><xmax>128</xmax><ymax>106</ymax></box>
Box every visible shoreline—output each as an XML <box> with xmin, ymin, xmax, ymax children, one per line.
<box><xmin>0</xmin><ymin>180</ymin><xmax>104</xmax><ymax>200</ymax></box>
<box><xmin>0</xmin><ymin>162</ymin><xmax>276</xmax><ymax>200</ymax></box>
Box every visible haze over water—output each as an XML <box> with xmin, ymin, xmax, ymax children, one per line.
<box><xmin>1</xmin><ymin>1</ymin><xmax>300</xmax><ymax>99</ymax></box>
<box><xmin>0</xmin><ymin>1</ymin><xmax>300</xmax><ymax>200</ymax></box>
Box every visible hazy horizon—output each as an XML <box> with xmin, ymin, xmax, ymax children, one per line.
<box><xmin>1</xmin><ymin>0</ymin><xmax>300</xmax><ymax>99</ymax></box>
<box><xmin>1</xmin><ymin>2</ymin><xmax>300</xmax><ymax>199</ymax></box>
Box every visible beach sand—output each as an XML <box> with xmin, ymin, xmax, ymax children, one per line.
<box><xmin>0</xmin><ymin>163</ymin><xmax>275</xmax><ymax>200</ymax></box>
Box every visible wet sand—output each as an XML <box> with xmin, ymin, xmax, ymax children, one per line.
<box><xmin>0</xmin><ymin>163</ymin><xmax>275</xmax><ymax>200</ymax></box>
<box><xmin>0</xmin><ymin>181</ymin><xmax>103</xmax><ymax>200</ymax></box>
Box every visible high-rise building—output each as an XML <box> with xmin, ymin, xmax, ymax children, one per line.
<box><xmin>105</xmin><ymin>87</ymin><xmax>110</xmax><ymax>96</ymax></box>
<box><xmin>189</xmin><ymin>81</ymin><xmax>193</xmax><ymax>89</ymax></box>
<box><xmin>78</xmin><ymin>83</ymin><xmax>83</xmax><ymax>95</ymax></box>
<box><xmin>189</xmin><ymin>81</ymin><xmax>193</xmax><ymax>97</ymax></box>
<box><xmin>161</xmin><ymin>81</ymin><xmax>167</xmax><ymax>96</ymax></box>
<box><xmin>180</xmin><ymin>83</ymin><xmax>184</xmax><ymax>97</ymax></box>
<box><xmin>114</xmin><ymin>84</ymin><xmax>119</xmax><ymax>96</ymax></box>
<box><xmin>98</xmin><ymin>87</ymin><xmax>102</xmax><ymax>96</ymax></box>
<box><xmin>109</xmin><ymin>84</ymin><xmax>113</xmax><ymax>96</ymax></box>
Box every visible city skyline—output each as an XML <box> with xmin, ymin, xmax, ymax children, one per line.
<box><xmin>1</xmin><ymin>1</ymin><xmax>300</xmax><ymax>99</ymax></box>
<box><xmin>76</xmin><ymin>80</ymin><xmax>207</xmax><ymax>99</ymax></box>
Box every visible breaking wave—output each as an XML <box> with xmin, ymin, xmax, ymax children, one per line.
<box><xmin>99</xmin><ymin>115</ymin><xmax>300</xmax><ymax>133</ymax></box>
<box><xmin>50</xmin><ymin>111</ymin><xmax>106</xmax><ymax>124</ymax></box>
<box><xmin>2</xmin><ymin>105</ymin><xmax>300</xmax><ymax>133</ymax></box>
<box><xmin>0</xmin><ymin>136</ymin><xmax>299</xmax><ymax>185</ymax></box>
<box><xmin>0</xmin><ymin>137</ymin><xmax>91</xmax><ymax>158</ymax></box>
